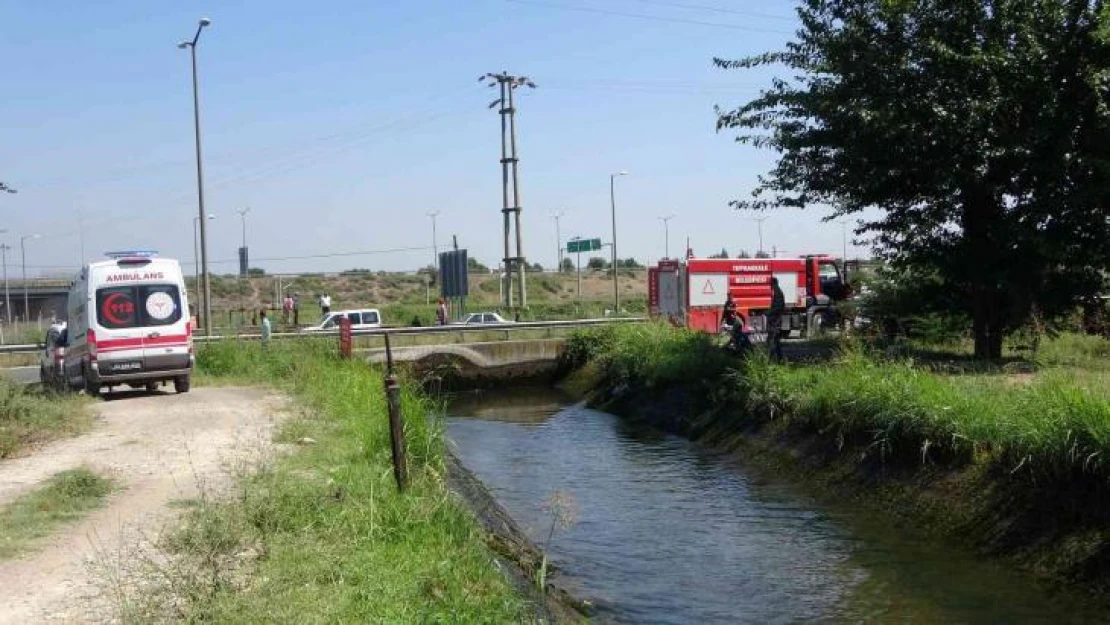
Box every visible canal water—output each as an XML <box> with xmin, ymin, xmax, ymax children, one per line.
<box><xmin>447</xmin><ymin>388</ymin><xmax>1103</xmax><ymax>624</ymax></box>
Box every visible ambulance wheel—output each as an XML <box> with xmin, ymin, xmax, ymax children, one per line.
<box><xmin>174</xmin><ymin>376</ymin><xmax>191</xmax><ymax>394</ymax></box>
<box><xmin>84</xmin><ymin>378</ymin><xmax>100</xmax><ymax>398</ymax></box>
<box><xmin>146</xmin><ymin>381</ymin><xmax>159</xmax><ymax>393</ymax></box>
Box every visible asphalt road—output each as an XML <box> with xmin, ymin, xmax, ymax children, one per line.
<box><xmin>2</xmin><ymin>366</ymin><xmax>40</xmax><ymax>385</ymax></box>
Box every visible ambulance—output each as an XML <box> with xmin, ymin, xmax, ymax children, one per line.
<box><xmin>63</xmin><ymin>251</ymin><xmax>193</xmax><ymax>396</ymax></box>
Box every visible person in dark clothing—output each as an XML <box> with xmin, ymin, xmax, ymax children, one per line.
<box><xmin>766</xmin><ymin>277</ymin><xmax>786</xmax><ymax>361</ymax></box>
<box><xmin>722</xmin><ymin>297</ymin><xmax>738</xmax><ymax>327</ymax></box>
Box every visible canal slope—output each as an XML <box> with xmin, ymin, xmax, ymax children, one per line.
<box><xmin>559</xmin><ymin>324</ymin><xmax>1110</xmax><ymax>599</ymax></box>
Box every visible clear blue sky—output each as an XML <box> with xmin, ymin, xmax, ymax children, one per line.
<box><xmin>1</xmin><ymin>0</ymin><xmax>859</xmax><ymax>277</ymax></box>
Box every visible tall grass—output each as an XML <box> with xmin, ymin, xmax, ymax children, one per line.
<box><xmin>143</xmin><ymin>339</ymin><xmax>528</xmax><ymax>622</ymax></box>
<box><xmin>0</xmin><ymin>379</ymin><xmax>90</xmax><ymax>458</ymax></box>
<box><xmin>572</xmin><ymin>325</ymin><xmax>1110</xmax><ymax>481</ymax></box>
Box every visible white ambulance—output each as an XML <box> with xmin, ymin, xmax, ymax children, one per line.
<box><xmin>63</xmin><ymin>251</ymin><xmax>193</xmax><ymax>396</ymax></box>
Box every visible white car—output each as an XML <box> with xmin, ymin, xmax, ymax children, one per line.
<box><xmin>302</xmin><ymin>309</ymin><xmax>382</xmax><ymax>332</ymax></box>
<box><xmin>461</xmin><ymin>312</ymin><xmax>511</xmax><ymax>325</ymax></box>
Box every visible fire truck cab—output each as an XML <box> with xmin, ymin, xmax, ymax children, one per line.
<box><xmin>648</xmin><ymin>255</ymin><xmax>851</xmax><ymax>336</ymax></box>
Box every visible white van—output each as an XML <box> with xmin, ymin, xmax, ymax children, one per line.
<box><xmin>302</xmin><ymin>308</ymin><xmax>382</xmax><ymax>332</ymax></box>
<box><xmin>63</xmin><ymin>252</ymin><xmax>193</xmax><ymax>396</ymax></box>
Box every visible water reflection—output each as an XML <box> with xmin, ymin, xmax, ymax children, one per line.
<box><xmin>448</xmin><ymin>388</ymin><xmax>1102</xmax><ymax>624</ymax></box>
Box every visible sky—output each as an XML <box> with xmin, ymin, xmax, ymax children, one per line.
<box><xmin>1</xmin><ymin>0</ymin><xmax>862</xmax><ymax>278</ymax></box>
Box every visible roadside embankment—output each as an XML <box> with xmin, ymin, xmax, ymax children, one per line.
<box><xmin>127</xmin><ymin>340</ymin><xmax>540</xmax><ymax>622</ymax></box>
<box><xmin>562</xmin><ymin>324</ymin><xmax>1110</xmax><ymax>596</ymax></box>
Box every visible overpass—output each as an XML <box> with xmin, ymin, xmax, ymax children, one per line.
<box><xmin>0</xmin><ymin>279</ymin><xmax>72</xmax><ymax>321</ymax></box>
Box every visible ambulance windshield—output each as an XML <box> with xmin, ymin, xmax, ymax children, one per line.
<box><xmin>96</xmin><ymin>285</ymin><xmax>182</xmax><ymax>329</ymax></box>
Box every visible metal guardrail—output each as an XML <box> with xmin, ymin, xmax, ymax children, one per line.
<box><xmin>195</xmin><ymin>316</ymin><xmax>646</xmax><ymax>342</ymax></box>
<box><xmin>0</xmin><ymin>317</ymin><xmax>647</xmax><ymax>355</ymax></box>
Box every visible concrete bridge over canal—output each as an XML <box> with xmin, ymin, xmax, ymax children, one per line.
<box><xmin>365</xmin><ymin>338</ymin><xmax>566</xmax><ymax>370</ymax></box>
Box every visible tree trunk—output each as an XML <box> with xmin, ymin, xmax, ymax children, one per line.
<box><xmin>963</xmin><ymin>186</ymin><xmax>1005</xmax><ymax>360</ymax></box>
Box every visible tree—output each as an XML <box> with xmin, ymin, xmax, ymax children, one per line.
<box><xmin>467</xmin><ymin>257</ymin><xmax>490</xmax><ymax>274</ymax></box>
<box><xmin>617</xmin><ymin>258</ymin><xmax>642</xmax><ymax>269</ymax></box>
<box><xmin>736</xmin><ymin>249</ymin><xmax>752</xmax><ymax>259</ymax></box>
<box><xmin>528</xmin><ymin>262</ymin><xmax>544</xmax><ymax>272</ymax></box>
<box><xmin>559</xmin><ymin>257</ymin><xmax>575</xmax><ymax>273</ymax></box>
<box><xmin>717</xmin><ymin>0</ymin><xmax>1110</xmax><ymax>358</ymax></box>
<box><xmin>709</xmin><ymin>248</ymin><xmax>730</xmax><ymax>259</ymax></box>
<box><xmin>586</xmin><ymin>257</ymin><xmax>608</xmax><ymax>270</ymax></box>
<box><xmin>247</xmin><ymin>267</ymin><xmax>265</xmax><ymax>277</ymax></box>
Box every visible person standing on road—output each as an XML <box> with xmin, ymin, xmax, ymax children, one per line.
<box><xmin>436</xmin><ymin>298</ymin><xmax>448</xmax><ymax>325</ymax></box>
<box><xmin>319</xmin><ymin>293</ymin><xmax>331</xmax><ymax>315</ymax></box>
<box><xmin>766</xmin><ymin>277</ymin><xmax>785</xmax><ymax>361</ymax></box>
<box><xmin>260</xmin><ymin>309</ymin><xmax>272</xmax><ymax>348</ymax></box>
<box><xmin>282</xmin><ymin>294</ymin><xmax>293</xmax><ymax>324</ymax></box>
<box><xmin>292</xmin><ymin>292</ymin><xmax>301</xmax><ymax>326</ymax></box>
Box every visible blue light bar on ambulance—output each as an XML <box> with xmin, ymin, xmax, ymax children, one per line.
<box><xmin>105</xmin><ymin>250</ymin><xmax>158</xmax><ymax>263</ymax></box>
<box><xmin>105</xmin><ymin>250</ymin><xmax>158</xmax><ymax>260</ymax></box>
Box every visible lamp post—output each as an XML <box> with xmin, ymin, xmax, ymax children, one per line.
<box><xmin>427</xmin><ymin>210</ymin><xmax>440</xmax><ymax>271</ymax></box>
<box><xmin>659</xmin><ymin>214</ymin><xmax>676</xmax><ymax>259</ymax></box>
<box><xmin>0</xmin><ymin>243</ymin><xmax>10</xmax><ymax>324</ymax></box>
<box><xmin>752</xmin><ymin>216</ymin><xmax>767</xmax><ymax>256</ymax></box>
<box><xmin>609</xmin><ymin>171</ymin><xmax>628</xmax><ymax>311</ymax></box>
<box><xmin>20</xmin><ymin>234</ymin><xmax>41</xmax><ymax>322</ymax></box>
<box><xmin>179</xmin><ymin>17</ymin><xmax>212</xmax><ymax>334</ymax></box>
<box><xmin>193</xmin><ymin>214</ymin><xmax>215</xmax><ymax>320</ymax></box>
<box><xmin>550</xmin><ymin>210</ymin><xmax>565</xmax><ymax>271</ymax></box>
<box><xmin>237</xmin><ymin>207</ymin><xmax>250</xmax><ymax>249</ymax></box>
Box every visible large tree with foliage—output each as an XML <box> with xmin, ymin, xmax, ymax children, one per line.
<box><xmin>717</xmin><ymin>0</ymin><xmax>1110</xmax><ymax>358</ymax></box>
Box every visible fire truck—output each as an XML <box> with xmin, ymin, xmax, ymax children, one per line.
<box><xmin>648</xmin><ymin>255</ymin><xmax>852</xmax><ymax>337</ymax></box>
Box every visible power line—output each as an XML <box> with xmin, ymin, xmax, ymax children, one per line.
<box><xmin>503</xmin><ymin>0</ymin><xmax>794</xmax><ymax>34</ymax></box>
<box><xmin>628</xmin><ymin>0</ymin><xmax>796</xmax><ymax>22</ymax></box>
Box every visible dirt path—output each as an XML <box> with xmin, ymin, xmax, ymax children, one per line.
<box><xmin>0</xmin><ymin>387</ymin><xmax>286</xmax><ymax>624</ymax></box>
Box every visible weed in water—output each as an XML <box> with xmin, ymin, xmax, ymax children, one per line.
<box><xmin>537</xmin><ymin>490</ymin><xmax>579</xmax><ymax>592</ymax></box>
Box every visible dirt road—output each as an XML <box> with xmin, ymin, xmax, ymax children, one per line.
<box><xmin>0</xmin><ymin>387</ymin><xmax>286</xmax><ymax>624</ymax></box>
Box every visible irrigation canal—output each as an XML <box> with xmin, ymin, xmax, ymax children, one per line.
<box><xmin>447</xmin><ymin>388</ymin><xmax>1101</xmax><ymax>624</ymax></box>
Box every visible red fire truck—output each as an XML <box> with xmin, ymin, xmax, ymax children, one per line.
<box><xmin>648</xmin><ymin>255</ymin><xmax>852</xmax><ymax>336</ymax></box>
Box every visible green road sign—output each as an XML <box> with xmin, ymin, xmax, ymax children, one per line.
<box><xmin>567</xmin><ymin>238</ymin><xmax>602</xmax><ymax>253</ymax></box>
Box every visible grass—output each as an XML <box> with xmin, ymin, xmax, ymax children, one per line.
<box><xmin>0</xmin><ymin>468</ymin><xmax>114</xmax><ymax>559</ymax></box>
<box><xmin>0</xmin><ymin>378</ymin><xmax>91</xmax><ymax>459</ymax></box>
<box><xmin>567</xmin><ymin>324</ymin><xmax>1110</xmax><ymax>482</ymax></box>
<box><xmin>126</xmin><ymin>339</ymin><xmax>530</xmax><ymax>622</ymax></box>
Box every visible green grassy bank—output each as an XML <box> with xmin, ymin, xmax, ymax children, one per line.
<box><xmin>563</xmin><ymin>324</ymin><xmax>1110</xmax><ymax>594</ymax></box>
<box><xmin>130</xmin><ymin>340</ymin><xmax>533</xmax><ymax>623</ymax></box>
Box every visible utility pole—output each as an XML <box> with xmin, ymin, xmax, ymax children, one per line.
<box><xmin>0</xmin><ymin>244</ymin><xmax>10</xmax><ymax>324</ymax></box>
<box><xmin>237</xmin><ymin>207</ymin><xmax>250</xmax><ymax>277</ymax></box>
<box><xmin>550</xmin><ymin>210</ymin><xmax>565</xmax><ymax>271</ymax></box>
<box><xmin>610</xmin><ymin>171</ymin><xmax>629</xmax><ymax>312</ymax></box>
<box><xmin>427</xmin><ymin>210</ymin><xmax>441</xmax><ymax>271</ymax></box>
<box><xmin>481</xmin><ymin>71</ymin><xmax>535</xmax><ymax>310</ymax></box>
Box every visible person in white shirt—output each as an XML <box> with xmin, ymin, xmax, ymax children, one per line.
<box><xmin>319</xmin><ymin>293</ymin><xmax>332</xmax><ymax>315</ymax></box>
<box><xmin>260</xmin><ymin>310</ymin><xmax>271</xmax><ymax>347</ymax></box>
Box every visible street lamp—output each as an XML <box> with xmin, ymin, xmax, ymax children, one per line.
<box><xmin>20</xmin><ymin>234</ymin><xmax>41</xmax><ymax>322</ymax></box>
<box><xmin>659</xmin><ymin>214</ymin><xmax>676</xmax><ymax>260</ymax></box>
<box><xmin>179</xmin><ymin>16</ymin><xmax>212</xmax><ymax>334</ymax></box>
<box><xmin>427</xmin><ymin>210</ymin><xmax>441</xmax><ymax>271</ymax></box>
<box><xmin>193</xmin><ymin>214</ymin><xmax>215</xmax><ymax>320</ymax></box>
<box><xmin>610</xmin><ymin>170</ymin><xmax>629</xmax><ymax>311</ymax></box>
<box><xmin>752</xmin><ymin>216</ymin><xmax>768</xmax><ymax>256</ymax></box>
<box><xmin>550</xmin><ymin>210</ymin><xmax>565</xmax><ymax>271</ymax></box>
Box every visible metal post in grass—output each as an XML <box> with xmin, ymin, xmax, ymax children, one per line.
<box><xmin>383</xmin><ymin>333</ymin><xmax>408</xmax><ymax>492</ymax></box>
